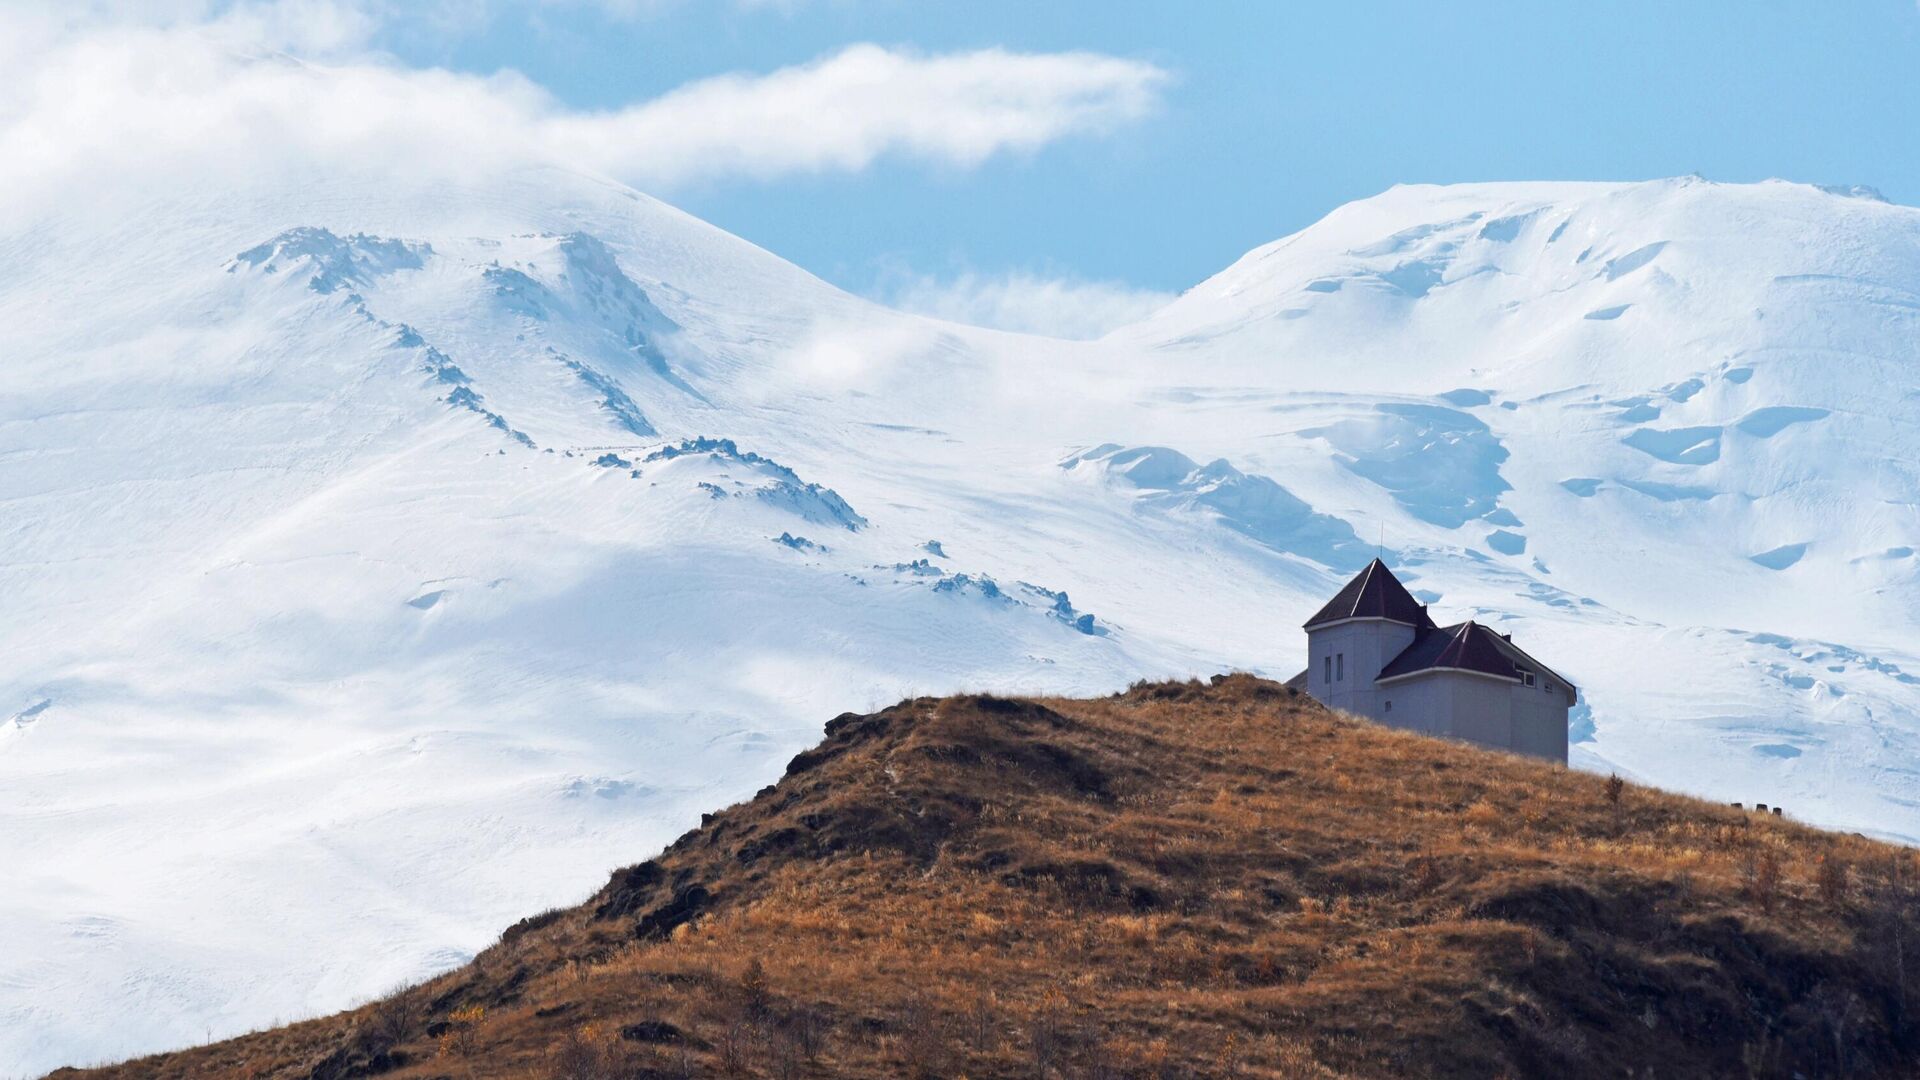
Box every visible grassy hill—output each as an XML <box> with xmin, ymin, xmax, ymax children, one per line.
<box><xmin>58</xmin><ymin>677</ymin><xmax>1920</xmax><ymax>1078</ymax></box>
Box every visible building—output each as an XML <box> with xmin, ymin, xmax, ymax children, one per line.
<box><xmin>1302</xmin><ymin>559</ymin><xmax>1573</xmax><ymax>762</ymax></box>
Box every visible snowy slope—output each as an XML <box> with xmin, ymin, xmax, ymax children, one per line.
<box><xmin>3</xmin><ymin>170</ymin><xmax>1918</xmax><ymax>1074</ymax></box>
<box><xmin>1109</xmin><ymin>177</ymin><xmax>1920</xmax><ymax>841</ymax></box>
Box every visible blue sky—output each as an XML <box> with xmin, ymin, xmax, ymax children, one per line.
<box><xmin>378</xmin><ymin>0</ymin><xmax>1920</xmax><ymax>310</ymax></box>
<box><xmin>11</xmin><ymin>1</ymin><xmax>1918</xmax><ymax>335</ymax></box>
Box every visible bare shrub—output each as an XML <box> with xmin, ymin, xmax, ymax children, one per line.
<box><xmin>1746</xmin><ymin>848</ymin><xmax>1783</xmax><ymax>915</ymax></box>
<box><xmin>365</xmin><ymin>991</ymin><xmax>417</xmax><ymax>1047</ymax></box>
<box><xmin>766</xmin><ymin>1024</ymin><xmax>805</xmax><ymax>1080</ymax></box>
<box><xmin>716</xmin><ymin>1018</ymin><xmax>754</xmax><ymax>1077</ymax></box>
<box><xmin>1216</xmin><ymin>1029</ymin><xmax>1242</xmax><ymax>1077</ymax></box>
<box><xmin>896</xmin><ymin>993</ymin><xmax>946</xmax><ymax>1078</ymax></box>
<box><xmin>1410</xmin><ymin>857</ymin><xmax>1444</xmax><ymax>896</ymax></box>
<box><xmin>1760</xmin><ymin>849</ymin><xmax>1786</xmax><ymax>914</ymax></box>
<box><xmin>965</xmin><ymin>991</ymin><xmax>1001</xmax><ymax>1053</ymax></box>
<box><xmin>1030</xmin><ymin>989</ymin><xmax>1067</xmax><ymax>1077</ymax></box>
<box><xmin>1817</xmin><ymin>855</ymin><xmax>1850</xmax><ymax>906</ymax></box>
<box><xmin>551</xmin><ymin>1024</ymin><xmax>649</xmax><ymax>1080</ymax></box>
<box><xmin>1809</xmin><ymin>983</ymin><xmax>1867</xmax><ymax>1073</ymax></box>
<box><xmin>740</xmin><ymin>957</ymin><xmax>771</xmax><ymax>1019</ymax></box>
<box><xmin>1758</xmin><ymin>845</ymin><xmax>1781</xmax><ymax>910</ymax></box>
<box><xmin>783</xmin><ymin>1004</ymin><xmax>828</xmax><ymax>1063</ymax></box>
<box><xmin>1842</xmin><ymin>854</ymin><xmax>1920</xmax><ymax>1042</ymax></box>
<box><xmin>1084</xmin><ymin>1034</ymin><xmax>1126</xmax><ymax>1080</ymax></box>
<box><xmin>1130</xmin><ymin>1037</ymin><xmax>1175</xmax><ymax>1080</ymax></box>
<box><xmin>438</xmin><ymin>1005</ymin><xmax>485</xmax><ymax>1059</ymax></box>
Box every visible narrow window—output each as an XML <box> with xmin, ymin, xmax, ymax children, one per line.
<box><xmin>1324</xmin><ymin>656</ymin><xmax>1332</xmax><ymax>684</ymax></box>
<box><xmin>1336</xmin><ymin>653</ymin><xmax>1344</xmax><ymax>681</ymax></box>
<box><xmin>1384</xmin><ymin>699</ymin><xmax>1393</xmax><ymax>713</ymax></box>
<box><xmin>1545</xmin><ymin>681</ymin><xmax>1555</xmax><ymax>695</ymax></box>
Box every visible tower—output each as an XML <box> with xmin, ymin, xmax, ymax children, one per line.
<box><xmin>1301</xmin><ymin>559</ymin><xmax>1433</xmax><ymax>717</ymax></box>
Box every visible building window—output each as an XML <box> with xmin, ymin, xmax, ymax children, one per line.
<box><xmin>1384</xmin><ymin>699</ymin><xmax>1393</xmax><ymax>713</ymax></box>
<box><xmin>1336</xmin><ymin>653</ymin><xmax>1344</xmax><ymax>681</ymax></box>
<box><xmin>1324</xmin><ymin>656</ymin><xmax>1332</xmax><ymax>684</ymax></box>
<box><xmin>1545</xmin><ymin>681</ymin><xmax>1556</xmax><ymax>695</ymax></box>
<box><xmin>1518</xmin><ymin>669</ymin><xmax>1536</xmax><ymax>688</ymax></box>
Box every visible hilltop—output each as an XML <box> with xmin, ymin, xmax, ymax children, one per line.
<box><xmin>64</xmin><ymin>677</ymin><xmax>1920</xmax><ymax>1079</ymax></box>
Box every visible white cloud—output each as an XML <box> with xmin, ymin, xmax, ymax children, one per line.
<box><xmin>0</xmin><ymin>2</ymin><xmax>1168</xmax><ymax>216</ymax></box>
<box><xmin>550</xmin><ymin>45</ymin><xmax>1167</xmax><ymax>185</ymax></box>
<box><xmin>15</xmin><ymin>0</ymin><xmax>389</xmax><ymax>53</ymax></box>
<box><xmin>876</xmin><ymin>268</ymin><xmax>1177</xmax><ymax>340</ymax></box>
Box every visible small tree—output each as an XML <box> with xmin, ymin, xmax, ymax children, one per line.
<box><xmin>716</xmin><ymin>1018</ymin><xmax>753</xmax><ymax>1078</ymax></box>
<box><xmin>897</xmin><ymin>993</ymin><xmax>945</xmax><ymax>1079</ymax></box>
<box><xmin>1410</xmin><ymin>857</ymin><xmax>1444</xmax><ymax>896</ymax></box>
<box><xmin>1603</xmin><ymin>773</ymin><xmax>1624</xmax><ymax>806</ymax></box>
<box><xmin>365</xmin><ymin>990</ymin><xmax>417</xmax><ymax>1047</ymax></box>
<box><xmin>1085</xmin><ymin>1036</ymin><xmax>1126</xmax><ymax>1080</ymax></box>
<box><xmin>552</xmin><ymin>1023</ymin><xmax>650</xmax><ymax>1080</ymax></box>
<box><xmin>1842</xmin><ymin>857</ymin><xmax>1920</xmax><ymax>1040</ymax></box>
<box><xmin>1817</xmin><ymin>854</ymin><xmax>1850</xmax><ymax>906</ymax></box>
<box><xmin>1030</xmin><ymin>989</ymin><xmax>1067</xmax><ymax>1077</ymax></box>
<box><xmin>1217</xmin><ymin>1030</ymin><xmax>1243</xmax><ymax>1077</ymax></box>
<box><xmin>741</xmin><ymin>957</ymin><xmax>771</xmax><ymax>1018</ymax></box>
<box><xmin>1810</xmin><ymin>984</ymin><xmax>1867</xmax><ymax>1073</ymax></box>
<box><xmin>1750</xmin><ymin>848</ymin><xmax>1783</xmax><ymax>915</ymax></box>
<box><xmin>966</xmin><ymin>991</ymin><xmax>1001</xmax><ymax>1052</ymax></box>
<box><xmin>439</xmin><ymin>1005</ymin><xmax>485</xmax><ymax>1058</ymax></box>
<box><xmin>784</xmin><ymin>1004</ymin><xmax>827</xmax><ymax>1062</ymax></box>
<box><xmin>767</xmin><ymin>1024</ymin><xmax>805</xmax><ymax>1080</ymax></box>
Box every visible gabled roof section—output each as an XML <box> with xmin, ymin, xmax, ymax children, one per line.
<box><xmin>1377</xmin><ymin>621</ymin><xmax>1519</xmax><ymax>682</ymax></box>
<box><xmin>1484</xmin><ymin>630</ymin><xmax>1579</xmax><ymax>695</ymax></box>
<box><xmin>1303</xmin><ymin>559</ymin><xmax>1435</xmax><ymax>630</ymax></box>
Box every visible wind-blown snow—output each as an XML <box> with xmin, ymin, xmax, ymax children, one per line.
<box><xmin>3</xmin><ymin>171</ymin><xmax>1919</xmax><ymax>1074</ymax></box>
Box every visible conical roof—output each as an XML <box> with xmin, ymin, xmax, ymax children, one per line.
<box><xmin>1302</xmin><ymin>559</ymin><xmax>1435</xmax><ymax>630</ymax></box>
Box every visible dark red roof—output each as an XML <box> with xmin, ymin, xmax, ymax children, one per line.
<box><xmin>1377</xmin><ymin>621</ymin><xmax>1518</xmax><ymax>682</ymax></box>
<box><xmin>1302</xmin><ymin>559</ymin><xmax>1436</xmax><ymax>630</ymax></box>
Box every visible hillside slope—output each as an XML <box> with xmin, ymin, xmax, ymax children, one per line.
<box><xmin>67</xmin><ymin>678</ymin><xmax>1920</xmax><ymax>1079</ymax></box>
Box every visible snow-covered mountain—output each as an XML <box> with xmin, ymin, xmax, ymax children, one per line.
<box><xmin>4</xmin><ymin>170</ymin><xmax>1916</xmax><ymax>1074</ymax></box>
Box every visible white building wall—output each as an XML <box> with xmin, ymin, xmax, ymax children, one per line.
<box><xmin>1509</xmin><ymin>679</ymin><xmax>1573</xmax><ymax>761</ymax></box>
<box><xmin>1375</xmin><ymin>676</ymin><xmax>1450</xmax><ymax>738</ymax></box>
<box><xmin>1376</xmin><ymin>672</ymin><xmax>1568</xmax><ymax>763</ymax></box>
<box><xmin>1447</xmin><ymin>675</ymin><xmax>1516</xmax><ymax>750</ymax></box>
<box><xmin>1306</xmin><ymin>620</ymin><xmax>1417</xmax><ymax>718</ymax></box>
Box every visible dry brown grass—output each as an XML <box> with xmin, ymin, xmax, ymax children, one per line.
<box><xmin>57</xmin><ymin>676</ymin><xmax>1920</xmax><ymax>1078</ymax></box>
